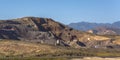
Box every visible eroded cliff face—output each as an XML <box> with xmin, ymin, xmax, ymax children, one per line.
<box><xmin>0</xmin><ymin>17</ymin><xmax>118</xmax><ymax>48</ymax></box>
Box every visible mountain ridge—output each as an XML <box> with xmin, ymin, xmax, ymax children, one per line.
<box><xmin>68</xmin><ymin>21</ymin><xmax>120</xmax><ymax>35</ymax></box>
<box><xmin>68</xmin><ymin>21</ymin><xmax>120</xmax><ymax>31</ymax></box>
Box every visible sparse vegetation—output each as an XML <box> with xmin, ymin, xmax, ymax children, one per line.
<box><xmin>0</xmin><ymin>40</ymin><xmax>120</xmax><ymax>59</ymax></box>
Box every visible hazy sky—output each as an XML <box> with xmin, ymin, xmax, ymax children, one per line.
<box><xmin>0</xmin><ymin>0</ymin><xmax>120</xmax><ymax>24</ymax></box>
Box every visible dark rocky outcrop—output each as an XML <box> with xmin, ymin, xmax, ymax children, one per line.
<box><xmin>0</xmin><ymin>17</ymin><xmax>83</xmax><ymax>47</ymax></box>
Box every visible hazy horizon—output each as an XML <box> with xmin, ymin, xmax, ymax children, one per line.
<box><xmin>0</xmin><ymin>0</ymin><xmax>120</xmax><ymax>24</ymax></box>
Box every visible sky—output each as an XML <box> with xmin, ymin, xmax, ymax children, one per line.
<box><xmin>0</xmin><ymin>0</ymin><xmax>120</xmax><ymax>24</ymax></box>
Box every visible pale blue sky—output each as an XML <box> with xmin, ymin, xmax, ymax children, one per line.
<box><xmin>0</xmin><ymin>0</ymin><xmax>120</xmax><ymax>24</ymax></box>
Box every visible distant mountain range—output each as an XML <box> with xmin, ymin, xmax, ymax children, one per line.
<box><xmin>68</xmin><ymin>21</ymin><xmax>120</xmax><ymax>31</ymax></box>
<box><xmin>68</xmin><ymin>21</ymin><xmax>120</xmax><ymax>35</ymax></box>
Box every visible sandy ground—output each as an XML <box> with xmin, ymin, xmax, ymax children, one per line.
<box><xmin>71</xmin><ymin>57</ymin><xmax>120</xmax><ymax>60</ymax></box>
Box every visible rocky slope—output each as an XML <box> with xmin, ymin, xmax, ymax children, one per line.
<box><xmin>0</xmin><ymin>17</ymin><xmax>118</xmax><ymax>48</ymax></box>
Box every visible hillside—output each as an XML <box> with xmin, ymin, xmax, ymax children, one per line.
<box><xmin>0</xmin><ymin>17</ymin><xmax>119</xmax><ymax>48</ymax></box>
<box><xmin>0</xmin><ymin>17</ymin><xmax>120</xmax><ymax>59</ymax></box>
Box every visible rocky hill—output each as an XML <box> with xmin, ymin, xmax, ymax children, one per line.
<box><xmin>0</xmin><ymin>17</ymin><xmax>119</xmax><ymax>48</ymax></box>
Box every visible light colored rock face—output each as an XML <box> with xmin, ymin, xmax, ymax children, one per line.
<box><xmin>71</xmin><ymin>57</ymin><xmax>120</xmax><ymax>60</ymax></box>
